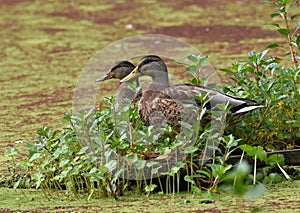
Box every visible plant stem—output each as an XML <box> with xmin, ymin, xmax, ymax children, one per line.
<box><xmin>234</xmin><ymin>151</ymin><xmax>245</xmax><ymax>186</ymax></box>
<box><xmin>253</xmin><ymin>154</ymin><xmax>257</xmax><ymax>185</ymax></box>
<box><xmin>157</xmin><ymin>173</ymin><xmax>163</xmax><ymax>193</ymax></box>
<box><xmin>282</xmin><ymin>8</ymin><xmax>298</xmax><ymax>69</ymax></box>
<box><xmin>128</xmin><ymin>121</ymin><xmax>133</xmax><ymax>148</ymax></box>
<box><xmin>177</xmin><ymin>172</ymin><xmax>180</xmax><ymax>194</ymax></box>
<box><xmin>185</xmin><ymin>163</ymin><xmax>190</xmax><ymax>192</ymax></box>
<box><xmin>173</xmin><ymin>175</ymin><xmax>175</xmax><ymax>197</ymax></box>
<box><xmin>256</xmin><ymin>104</ymin><xmax>272</xmax><ymax>128</ymax></box>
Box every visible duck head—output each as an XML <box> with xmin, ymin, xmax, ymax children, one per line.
<box><xmin>95</xmin><ymin>61</ymin><xmax>135</xmax><ymax>82</ymax></box>
<box><xmin>120</xmin><ymin>55</ymin><xmax>169</xmax><ymax>85</ymax></box>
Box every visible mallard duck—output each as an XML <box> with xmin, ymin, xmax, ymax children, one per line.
<box><xmin>120</xmin><ymin>55</ymin><xmax>263</xmax><ymax>129</ymax></box>
<box><xmin>96</xmin><ymin>61</ymin><xmax>141</xmax><ymax>106</ymax></box>
<box><xmin>96</xmin><ymin>61</ymin><xmax>142</xmax><ymax>148</ymax></box>
<box><xmin>96</xmin><ymin>61</ymin><xmax>136</xmax><ymax>82</ymax></box>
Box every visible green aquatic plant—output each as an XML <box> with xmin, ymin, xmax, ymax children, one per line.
<box><xmin>221</xmin><ymin>0</ymin><xmax>300</xmax><ymax>148</ymax></box>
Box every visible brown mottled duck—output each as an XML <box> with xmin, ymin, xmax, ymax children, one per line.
<box><xmin>120</xmin><ymin>55</ymin><xmax>263</xmax><ymax>129</ymax></box>
<box><xmin>96</xmin><ymin>61</ymin><xmax>141</xmax><ymax>106</ymax></box>
<box><xmin>96</xmin><ymin>61</ymin><xmax>142</xmax><ymax>148</ymax></box>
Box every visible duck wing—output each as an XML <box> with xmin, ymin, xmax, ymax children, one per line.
<box><xmin>161</xmin><ymin>84</ymin><xmax>263</xmax><ymax>114</ymax></box>
<box><xmin>137</xmin><ymin>84</ymin><xmax>263</xmax><ymax>129</ymax></box>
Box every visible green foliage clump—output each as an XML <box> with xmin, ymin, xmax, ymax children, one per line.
<box><xmin>221</xmin><ymin>0</ymin><xmax>300</xmax><ymax>149</ymax></box>
<box><xmin>221</xmin><ymin>50</ymin><xmax>300</xmax><ymax>148</ymax></box>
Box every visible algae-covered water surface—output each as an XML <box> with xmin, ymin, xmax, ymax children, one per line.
<box><xmin>1</xmin><ymin>0</ymin><xmax>299</xmax><ymax>212</ymax></box>
<box><xmin>0</xmin><ymin>0</ymin><xmax>280</xmax><ymax>148</ymax></box>
<box><xmin>0</xmin><ymin>181</ymin><xmax>299</xmax><ymax>212</ymax></box>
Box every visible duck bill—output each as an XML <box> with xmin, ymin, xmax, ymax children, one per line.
<box><xmin>95</xmin><ymin>72</ymin><xmax>111</xmax><ymax>82</ymax></box>
<box><xmin>120</xmin><ymin>66</ymin><xmax>140</xmax><ymax>83</ymax></box>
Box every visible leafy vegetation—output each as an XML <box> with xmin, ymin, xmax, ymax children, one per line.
<box><xmin>1</xmin><ymin>0</ymin><xmax>300</xmax><ymax>205</ymax></box>
<box><xmin>222</xmin><ymin>0</ymin><xmax>300</xmax><ymax>149</ymax></box>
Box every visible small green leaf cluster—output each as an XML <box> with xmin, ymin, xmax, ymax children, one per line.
<box><xmin>240</xmin><ymin>145</ymin><xmax>290</xmax><ymax>185</ymax></box>
<box><xmin>222</xmin><ymin>47</ymin><xmax>299</xmax><ymax>149</ymax></box>
<box><xmin>221</xmin><ymin>0</ymin><xmax>300</xmax><ymax>148</ymax></box>
<box><xmin>222</xmin><ymin>50</ymin><xmax>300</xmax><ymax>148</ymax></box>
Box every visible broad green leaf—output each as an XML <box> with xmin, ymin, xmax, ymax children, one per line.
<box><xmin>255</xmin><ymin>146</ymin><xmax>267</xmax><ymax>161</ymax></box>
<box><xmin>269</xmin><ymin>173</ymin><xmax>283</xmax><ymax>183</ymax></box>
<box><xmin>267</xmin><ymin>23</ymin><xmax>280</xmax><ymax>28</ymax></box>
<box><xmin>210</xmin><ymin>164</ymin><xmax>232</xmax><ymax>179</ymax></box>
<box><xmin>239</xmin><ymin>144</ymin><xmax>255</xmax><ymax>156</ymax></box>
<box><xmin>125</xmin><ymin>152</ymin><xmax>138</xmax><ymax>162</ymax></box>
<box><xmin>222</xmin><ymin>134</ymin><xmax>238</xmax><ymax>149</ymax></box>
<box><xmin>187</xmin><ymin>54</ymin><xmax>200</xmax><ymax>63</ymax></box>
<box><xmin>145</xmin><ymin>184</ymin><xmax>157</xmax><ymax>192</ymax></box>
<box><xmin>265</xmin><ymin>154</ymin><xmax>285</xmax><ymax>167</ymax></box>
<box><xmin>105</xmin><ymin>160</ymin><xmax>117</xmax><ymax>172</ymax></box>
<box><xmin>188</xmin><ymin>64</ymin><xmax>197</xmax><ymax>72</ymax></box>
<box><xmin>183</xmin><ymin>145</ymin><xmax>198</xmax><ymax>154</ymax></box>
<box><xmin>70</xmin><ymin>165</ymin><xmax>82</xmax><ymax>175</ymax></box>
<box><xmin>59</xmin><ymin>159</ymin><xmax>70</xmax><ymax>168</ymax></box>
<box><xmin>239</xmin><ymin>145</ymin><xmax>266</xmax><ymax>160</ymax></box>
<box><xmin>146</xmin><ymin>161</ymin><xmax>159</xmax><ymax>167</ymax></box>
<box><xmin>64</xmin><ymin>112</ymin><xmax>72</xmax><ymax>121</ymax></box>
<box><xmin>135</xmin><ymin>159</ymin><xmax>146</xmax><ymax>170</ymax></box>
<box><xmin>4</xmin><ymin>148</ymin><xmax>19</xmax><ymax>157</ymax></box>
<box><xmin>31</xmin><ymin>172</ymin><xmax>44</xmax><ymax>188</ymax></box>
<box><xmin>296</xmin><ymin>34</ymin><xmax>300</xmax><ymax>46</ymax></box>
<box><xmin>198</xmin><ymin>56</ymin><xmax>208</xmax><ymax>66</ymax></box>
<box><xmin>184</xmin><ymin>175</ymin><xmax>196</xmax><ymax>185</ymax></box>
<box><xmin>196</xmin><ymin>169</ymin><xmax>211</xmax><ymax>178</ymax></box>
<box><xmin>16</xmin><ymin>161</ymin><xmax>28</xmax><ymax>170</ymax></box>
<box><xmin>277</xmin><ymin>28</ymin><xmax>290</xmax><ymax>36</ymax></box>
<box><xmin>282</xmin><ymin>0</ymin><xmax>291</xmax><ymax>5</ymax></box>
<box><xmin>13</xmin><ymin>179</ymin><xmax>21</xmax><ymax>189</ymax></box>
<box><xmin>29</xmin><ymin>152</ymin><xmax>42</xmax><ymax>162</ymax></box>
<box><xmin>191</xmin><ymin>185</ymin><xmax>202</xmax><ymax>195</ymax></box>
<box><xmin>219</xmin><ymin>68</ymin><xmax>234</xmax><ymax>75</ymax></box>
<box><xmin>258</xmin><ymin>49</ymin><xmax>268</xmax><ymax>61</ymax></box>
<box><xmin>270</xmin><ymin>13</ymin><xmax>280</xmax><ymax>18</ymax></box>
<box><xmin>151</xmin><ymin>166</ymin><xmax>162</xmax><ymax>174</ymax></box>
<box><xmin>58</xmin><ymin>166</ymin><xmax>72</xmax><ymax>180</ymax></box>
<box><xmin>291</xmin><ymin>14</ymin><xmax>300</xmax><ymax>20</ymax></box>
<box><xmin>295</xmin><ymin>130</ymin><xmax>300</xmax><ymax>137</ymax></box>
<box><xmin>266</xmin><ymin>43</ymin><xmax>280</xmax><ymax>49</ymax></box>
<box><xmin>77</xmin><ymin>146</ymin><xmax>90</xmax><ymax>155</ymax></box>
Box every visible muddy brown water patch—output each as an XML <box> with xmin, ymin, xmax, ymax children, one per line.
<box><xmin>0</xmin><ymin>0</ymin><xmax>33</xmax><ymax>5</ymax></box>
<box><xmin>0</xmin><ymin>74</ymin><xmax>30</xmax><ymax>83</ymax></box>
<box><xmin>151</xmin><ymin>25</ymin><xmax>278</xmax><ymax>43</ymax></box>
<box><xmin>48</xmin><ymin>2</ymin><xmax>135</xmax><ymax>26</ymax></box>
<box><xmin>15</xmin><ymin>86</ymin><xmax>73</xmax><ymax>109</ymax></box>
<box><xmin>156</xmin><ymin>0</ymin><xmax>236</xmax><ymax>11</ymax></box>
<box><xmin>40</xmin><ymin>28</ymin><xmax>68</xmax><ymax>35</ymax></box>
<box><xmin>192</xmin><ymin>210</ymin><xmax>222</xmax><ymax>213</ymax></box>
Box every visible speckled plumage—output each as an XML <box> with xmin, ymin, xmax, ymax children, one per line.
<box><xmin>120</xmin><ymin>55</ymin><xmax>263</xmax><ymax>129</ymax></box>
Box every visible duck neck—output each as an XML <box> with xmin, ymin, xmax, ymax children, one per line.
<box><xmin>147</xmin><ymin>76</ymin><xmax>168</xmax><ymax>91</ymax></box>
<box><xmin>148</xmin><ymin>69</ymin><xmax>170</xmax><ymax>90</ymax></box>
